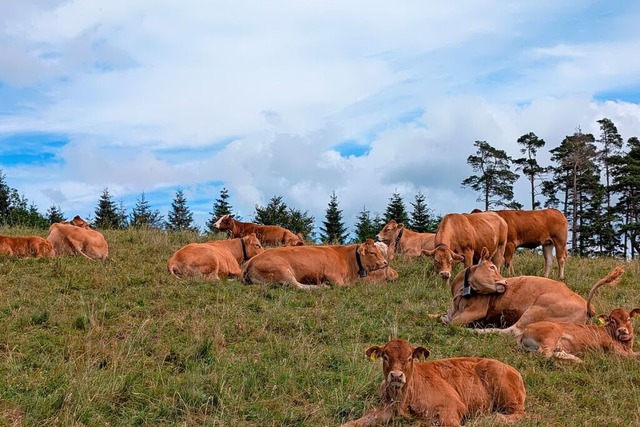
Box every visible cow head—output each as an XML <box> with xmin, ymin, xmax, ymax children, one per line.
<box><xmin>366</xmin><ymin>339</ymin><xmax>429</xmax><ymax>396</ymax></box>
<box><xmin>212</xmin><ymin>214</ymin><xmax>234</xmax><ymax>231</ymax></box>
<box><xmin>459</xmin><ymin>247</ymin><xmax>507</xmax><ymax>295</ymax></box>
<box><xmin>376</xmin><ymin>220</ymin><xmax>403</xmax><ymax>245</ymax></box>
<box><xmin>241</xmin><ymin>233</ymin><xmax>265</xmax><ymax>259</ymax></box>
<box><xmin>358</xmin><ymin>239</ymin><xmax>389</xmax><ymax>273</ymax></box>
<box><xmin>422</xmin><ymin>243</ymin><xmax>464</xmax><ymax>281</ymax></box>
<box><xmin>69</xmin><ymin>215</ymin><xmax>91</xmax><ymax>228</ymax></box>
<box><xmin>598</xmin><ymin>307</ymin><xmax>640</xmax><ymax>345</ymax></box>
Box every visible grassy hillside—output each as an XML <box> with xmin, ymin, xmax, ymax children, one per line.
<box><xmin>1</xmin><ymin>227</ymin><xmax>639</xmax><ymax>426</ymax></box>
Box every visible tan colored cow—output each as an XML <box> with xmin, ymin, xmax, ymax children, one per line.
<box><xmin>47</xmin><ymin>223</ymin><xmax>109</xmax><ymax>260</ymax></box>
<box><xmin>61</xmin><ymin>215</ymin><xmax>91</xmax><ymax>229</ymax></box>
<box><xmin>242</xmin><ymin>239</ymin><xmax>388</xmax><ymax>290</ymax></box>
<box><xmin>442</xmin><ymin>250</ymin><xmax>624</xmax><ymax>336</ymax></box>
<box><xmin>0</xmin><ymin>235</ymin><xmax>54</xmax><ymax>258</ymax></box>
<box><xmin>518</xmin><ymin>306</ymin><xmax>640</xmax><ymax>362</ymax></box>
<box><xmin>212</xmin><ymin>214</ymin><xmax>304</xmax><ymax>246</ymax></box>
<box><xmin>167</xmin><ymin>233</ymin><xmax>264</xmax><ymax>280</ymax></box>
<box><xmin>473</xmin><ymin>208</ymin><xmax>568</xmax><ymax>278</ymax></box>
<box><xmin>340</xmin><ymin>338</ymin><xmax>526</xmax><ymax>426</ymax></box>
<box><xmin>422</xmin><ymin>211</ymin><xmax>507</xmax><ymax>282</ymax></box>
<box><xmin>360</xmin><ymin>242</ymin><xmax>399</xmax><ymax>283</ymax></box>
<box><xmin>375</xmin><ymin>220</ymin><xmax>435</xmax><ymax>259</ymax></box>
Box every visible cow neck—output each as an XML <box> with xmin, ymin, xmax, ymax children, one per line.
<box><xmin>355</xmin><ymin>245</ymin><xmax>367</xmax><ymax>278</ymax></box>
<box><xmin>240</xmin><ymin>238</ymin><xmax>248</xmax><ymax>262</ymax></box>
<box><xmin>462</xmin><ymin>267</ymin><xmax>473</xmax><ymax>297</ymax></box>
<box><xmin>394</xmin><ymin>228</ymin><xmax>404</xmax><ymax>252</ymax></box>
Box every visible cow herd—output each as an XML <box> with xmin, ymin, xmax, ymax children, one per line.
<box><xmin>1</xmin><ymin>208</ymin><xmax>638</xmax><ymax>425</ymax></box>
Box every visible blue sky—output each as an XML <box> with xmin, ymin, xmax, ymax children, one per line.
<box><xmin>1</xmin><ymin>1</ymin><xmax>640</xmax><ymax>233</ymax></box>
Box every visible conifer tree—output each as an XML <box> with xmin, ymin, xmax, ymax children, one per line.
<box><xmin>514</xmin><ymin>132</ymin><xmax>547</xmax><ymax>210</ymax></box>
<box><xmin>384</xmin><ymin>191</ymin><xmax>409</xmax><ymax>225</ymax></box>
<box><xmin>409</xmin><ymin>192</ymin><xmax>436</xmax><ymax>232</ymax></box>
<box><xmin>353</xmin><ymin>207</ymin><xmax>377</xmax><ymax>242</ymax></box>
<box><xmin>320</xmin><ymin>191</ymin><xmax>349</xmax><ymax>244</ymax></box>
<box><xmin>611</xmin><ymin>136</ymin><xmax>640</xmax><ymax>258</ymax></box>
<box><xmin>166</xmin><ymin>189</ymin><xmax>197</xmax><ymax>232</ymax></box>
<box><xmin>130</xmin><ymin>192</ymin><xmax>164</xmax><ymax>228</ymax></box>
<box><xmin>206</xmin><ymin>187</ymin><xmax>233</xmax><ymax>232</ymax></box>
<box><xmin>94</xmin><ymin>188</ymin><xmax>122</xmax><ymax>229</ymax></box>
<box><xmin>253</xmin><ymin>195</ymin><xmax>314</xmax><ymax>240</ymax></box>
<box><xmin>46</xmin><ymin>205</ymin><xmax>66</xmax><ymax>224</ymax></box>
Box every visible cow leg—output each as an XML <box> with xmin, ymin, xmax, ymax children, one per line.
<box><xmin>542</xmin><ymin>243</ymin><xmax>554</xmax><ymax>278</ymax></box>
<box><xmin>552</xmin><ymin>350</ymin><xmax>582</xmax><ymax>363</ymax></box>
<box><xmin>340</xmin><ymin>406</ymin><xmax>393</xmax><ymax>427</ymax></box>
<box><xmin>503</xmin><ymin>242</ymin><xmax>515</xmax><ymax>276</ymax></box>
<box><xmin>554</xmin><ymin>240</ymin><xmax>567</xmax><ymax>280</ymax></box>
<box><xmin>472</xmin><ymin>325</ymin><xmax>520</xmax><ymax>336</ymax></box>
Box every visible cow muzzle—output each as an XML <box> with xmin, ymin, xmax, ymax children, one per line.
<box><xmin>387</xmin><ymin>371</ymin><xmax>406</xmax><ymax>388</ymax></box>
<box><xmin>617</xmin><ymin>328</ymin><xmax>632</xmax><ymax>341</ymax></box>
<box><xmin>439</xmin><ymin>271</ymin><xmax>451</xmax><ymax>280</ymax></box>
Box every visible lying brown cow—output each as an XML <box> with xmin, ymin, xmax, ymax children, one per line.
<box><xmin>422</xmin><ymin>211</ymin><xmax>507</xmax><ymax>282</ymax></box>
<box><xmin>442</xmin><ymin>249</ymin><xmax>624</xmax><ymax>336</ymax></box>
<box><xmin>375</xmin><ymin>220</ymin><xmax>435</xmax><ymax>259</ymax></box>
<box><xmin>213</xmin><ymin>214</ymin><xmax>303</xmax><ymax>247</ymax></box>
<box><xmin>360</xmin><ymin>242</ymin><xmax>399</xmax><ymax>283</ymax></box>
<box><xmin>518</xmin><ymin>306</ymin><xmax>640</xmax><ymax>362</ymax></box>
<box><xmin>167</xmin><ymin>233</ymin><xmax>264</xmax><ymax>280</ymax></box>
<box><xmin>47</xmin><ymin>223</ymin><xmax>109</xmax><ymax>260</ymax></box>
<box><xmin>340</xmin><ymin>338</ymin><xmax>526</xmax><ymax>426</ymax></box>
<box><xmin>0</xmin><ymin>235</ymin><xmax>54</xmax><ymax>258</ymax></box>
<box><xmin>472</xmin><ymin>208</ymin><xmax>568</xmax><ymax>278</ymax></box>
<box><xmin>242</xmin><ymin>239</ymin><xmax>388</xmax><ymax>290</ymax></box>
<box><xmin>61</xmin><ymin>215</ymin><xmax>91</xmax><ymax>229</ymax></box>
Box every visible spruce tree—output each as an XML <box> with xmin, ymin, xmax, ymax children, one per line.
<box><xmin>254</xmin><ymin>195</ymin><xmax>289</xmax><ymax>226</ymax></box>
<box><xmin>206</xmin><ymin>187</ymin><xmax>233</xmax><ymax>232</ymax></box>
<box><xmin>353</xmin><ymin>207</ymin><xmax>377</xmax><ymax>242</ymax></box>
<box><xmin>514</xmin><ymin>132</ymin><xmax>547</xmax><ymax>210</ymax></box>
<box><xmin>94</xmin><ymin>188</ymin><xmax>122</xmax><ymax>229</ymax></box>
<box><xmin>320</xmin><ymin>191</ymin><xmax>349</xmax><ymax>244</ymax></box>
<box><xmin>384</xmin><ymin>192</ymin><xmax>409</xmax><ymax>225</ymax></box>
<box><xmin>130</xmin><ymin>192</ymin><xmax>164</xmax><ymax>228</ymax></box>
<box><xmin>409</xmin><ymin>192</ymin><xmax>436</xmax><ymax>232</ymax></box>
<box><xmin>46</xmin><ymin>205</ymin><xmax>66</xmax><ymax>224</ymax></box>
<box><xmin>285</xmin><ymin>207</ymin><xmax>315</xmax><ymax>241</ymax></box>
<box><xmin>611</xmin><ymin>136</ymin><xmax>640</xmax><ymax>258</ymax></box>
<box><xmin>166</xmin><ymin>189</ymin><xmax>197</xmax><ymax>232</ymax></box>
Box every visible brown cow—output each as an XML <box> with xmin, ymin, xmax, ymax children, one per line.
<box><xmin>47</xmin><ymin>223</ymin><xmax>109</xmax><ymax>260</ymax></box>
<box><xmin>340</xmin><ymin>338</ymin><xmax>526</xmax><ymax>426</ymax></box>
<box><xmin>167</xmin><ymin>233</ymin><xmax>264</xmax><ymax>280</ymax></box>
<box><xmin>442</xmin><ymin>249</ymin><xmax>624</xmax><ymax>336</ymax></box>
<box><xmin>212</xmin><ymin>214</ymin><xmax>304</xmax><ymax>246</ymax></box>
<box><xmin>376</xmin><ymin>220</ymin><xmax>435</xmax><ymax>259</ymax></box>
<box><xmin>360</xmin><ymin>242</ymin><xmax>399</xmax><ymax>283</ymax></box>
<box><xmin>61</xmin><ymin>215</ymin><xmax>91</xmax><ymax>229</ymax></box>
<box><xmin>517</xmin><ymin>307</ymin><xmax>640</xmax><ymax>362</ymax></box>
<box><xmin>472</xmin><ymin>208</ymin><xmax>568</xmax><ymax>279</ymax></box>
<box><xmin>242</xmin><ymin>239</ymin><xmax>388</xmax><ymax>290</ymax></box>
<box><xmin>422</xmin><ymin>211</ymin><xmax>507</xmax><ymax>283</ymax></box>
<box><xmin>0</xmin><ymin>235</ymin><xmax>54</xmax><ymax>258</ymax></box>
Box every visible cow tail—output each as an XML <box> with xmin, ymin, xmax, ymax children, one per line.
<box><xmin>585</xmin><ymin>266</ymin><xmax>624</xmax><ymax>319</ymax></box>
<box><xmin>242</xmin><ymin>265</ymin><xmax>253</xmax><ymax>285</ymax></box>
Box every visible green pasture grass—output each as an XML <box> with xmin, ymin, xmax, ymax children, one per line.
<box><xmin>1</xmin><ymin>227</ymin><xmax>639</xmax><ymax>426</ymax></box>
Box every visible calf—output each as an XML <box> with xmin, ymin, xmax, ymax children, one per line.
<box><xmin>518</xmin><ymin>307</ymin><xmax>640</xmax><ymax>362</ymax></box>
<box><xmin>340</xmin><ymin>339</ymin><xmax>526</xmax><ymax>426</ymax></box>
<box><xmin>376</xmin><ymin>220</ymin><xmax>435</xmax><ymax>259</ymax></box>
<box><xmin>0</xmin><ymin>235</ymin><xmax>54</xmax><ymax>258</ymax></box>
<box><xmin>242</xmin><ymin>239</ymin><xmax>388</xmax><ymax>290</ymax></box>
<box><xmin>213</xmin><ymin>214</ymin><xmax>304</xmax><ymax>246</ymax></box>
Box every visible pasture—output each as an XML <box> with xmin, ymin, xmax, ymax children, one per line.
<box><xmin>1</xmin><ymin>227</ymin><xmax>639</xmax><ymax>426</ymax></box>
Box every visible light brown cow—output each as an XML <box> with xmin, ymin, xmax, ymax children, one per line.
<box><xmin>0</xmin><ymin>235</ymin><xmax>54</xmax><ymax>258</ymax></box>
<box><xmin>61</xmin><ymin>215</ymin><xmax>91</xmax><ymax>229</ymax></box>
<box><xmin>47</xmin><ymin>223</ymin><xmax>109</xmax><ymax>260</ymax></box>
<box><xmin>422</xmin><ymin>211</ymin><xmax>507</xmax><ymax>282</ymax></box>
<box><xmin>361</xmin><ymin>242</ymin><xmax>399</xmax><ymax>283</ymax></box>
<box><xmin>212</xmin><ymin>214</ymin><xmax>304</xmax><ymax>246</ymax></box>
<box><xmin>340</xmin><ymin>338</ymin><xmax>526</xmax><ymax>426</ymax></box>
<box><xmin>472</xmin><ymin>208</ymin><xmax>568</xmax><ymax>279</ymax></box>
<box><xmin>442</xmin><ymin>250</ymin><xmax>624</xmax><ymax>336</ymax></box>
<box><xmin>375</xmin><ymin>220</ymin><xmax>435</xmax><ymax>259</ymax></box>
<box><xmin>242</xmin><ymin>239</ymin><xmax>388</xmax><ymax>290</ymax></box>
<box><xmin>167</xmin><ymin>233</ymin><xmax>264</xmax><ymax>280</ymax></box>
<box><xmin>517</xmin><ymin>307</ymin><xmax>640</xmax><ymax>362</ymax></box>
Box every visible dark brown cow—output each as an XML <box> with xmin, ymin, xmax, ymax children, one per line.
<box><xmin>472</xmin><ymin>208</ymin><xmax>568</xmax><ymax>278</ymax></box>
<box><xmin>167</xmin><ymin>233</ymin><xmax>264</xmax><ymax>280</ymax></box>
<box><xmin>61</xmin><ymin>215</ymin><xmax>91</xmax><ymax>229</ymax></box>
<box><xmin>442</xmin><ymin>249</ymin><xmax>624</xmax><ymax>336</ymax></box>
<box><xmin>518</xmin><ymin>307</ymin><xmax>640</xmax><ymax>362</ymax></box>
<box><xmin>212</xmin><ymin>214</ymin><xmax>303</xmax><ymax>246</ymax></box>
<box><xmin>422</xmin><ymin>211</ymin><xmax>507</xmax><ymax>282</ymax></box>
<box><xmin>375</xmin><ymin>220</ymin><xmax>435</xmax><ymax>259</ymax></box>
<box><xmin>242</xmin><ymin>239</ymin><xmax>388</xmax><ymax>290</ymax></box>
<box><xmin>47</xmin><ymin>223</ymin><xmax>109</xmax><ymax>260</ymax></box>
<box><xmin>0</xmin><ymin>235</ymin><xmax>54</xmax><ymax>258</ymax></box>
<box><xmin>340</xmin><ymin>338</ymin><xmax>526</xmax><ymax>426</ymax></box>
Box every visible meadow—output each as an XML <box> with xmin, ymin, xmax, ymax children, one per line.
<box><xmin>1</xmin><ymin>226</ymin><xmax>639</xmax><ymax>426</ymax></box>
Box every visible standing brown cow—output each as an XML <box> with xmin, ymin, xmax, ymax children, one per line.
<box><xmin>212</xmin><ymin>214</ymin><xmax>303</xmax><ymax>246</ymax></box>
<box><xmin>375</xmin><ymin>220</ymin><xmax>435</xmax><ymax>259</ymax></box>
<box><xmin>340</xmin><ymin>339</ymin><xmax>526</xmax><ymax>426</ymax></box>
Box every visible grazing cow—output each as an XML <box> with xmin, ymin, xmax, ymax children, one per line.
<box><xmin>167</xmin><ymin>233</ymin><xmax>264</xmax><ymax>280</ymax></box>
<box><xmin>361</xmin><ymin>242</ymin><xmax>399</xmax><ymax>283</ymax></box>
<box><xmin>0</xmin><ymin>235</ymin><xmax>54</xmax><ymax>258</ymax></box>
<box><xmin>376</xmin><ymin>220</ymin><xmax>435</xmax><ymax>259</ymax></box>
<box><xmin>518</xmin><ymin>307</ymin><xmax>640</xmax><ymax>362</ymax></box>
<box><xmin>340</xmin><ymin>338</ymin><xmax>526</xmax><ymax>426</ymax></box>
<box><xmin>422</xmin><ymin>212</ymin><xmax>507</xmax><ymax>283</ymax></box>
<box><xmin>61</xmin><ymin>215</ymin><xmax>91</xmax><ymax>229</ymax></box>
<box><xmin>441</xmin><ymin>249</ymin><xmax>624</xmax><ymax>336</ymax></box>
<box><xmin>212</xmin><ymin>214</ymin><xmax>304</xmax><ymax>246</ymax></box>
<box><xmin>472</xmin><ymin>208</ymin><xmax>568</xmax><ymax>278</ymax></box>
<box><xmin>47</xmin><ymin>223</ymin><xmax>109</xmax><ymax>260</ymax></box>
<box><xmin>242</xmin><ymin>239</ymin><xmax>388</xmax><ymax>290</ymax></box>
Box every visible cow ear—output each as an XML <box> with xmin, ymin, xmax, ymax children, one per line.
<box><xmin>413</xmin><ymin>346</ymin><xmax>430</xmax><ymax>361</ymax></box>
<box><xmin>453</xmin><ymin>252</ymin><xmax>465</xmax><ymax>261</ymax></box>
<box><xmin>630</xmin><ymin>308</ymin><xmax>640</xmax><ymax>318</ymax></box>
<box><xmin>398</xmin><ymin>223</ymin><xmax>404</xmax><ymax>230</ymax></box>
<box><xmin>480</xmin><ymin>247</ymin><xmax>490</xmax><ymax>261</ymax></box>
<box><xmin>365</xmin><ymin>346</ymin><xmax>383</xmax><ymax>360</ymax></box>
<box><xmin>422</xmin><ymin>249</ymin><xmax>435</xmax><ymax>257</ymax></box>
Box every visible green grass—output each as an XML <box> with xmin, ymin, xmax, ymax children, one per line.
<box><xmin>1</xmin><ymin>227</ymin><xmax>639</xmax><ymax>426</ymax></box>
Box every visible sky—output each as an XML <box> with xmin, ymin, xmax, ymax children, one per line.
<box><xmin>2</xmin><ymin>1</ymin><xmax>640</xmax><ymax>236</ymax></box>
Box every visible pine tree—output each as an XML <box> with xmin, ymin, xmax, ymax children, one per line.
<box><xmin>206</xmin><ymin>188</ymin><xmax>233</xmax><ymax>232</ymax></box>
<box><xmin>166</xmin><ymin>189</ymin><xmax>197</xmax><ymax>232</ymax></box>
<box><xmin>384</xmin><ymin>192</ymin><xmax>409</xmax><ymax>224</ymax></box>
<box><xmin>46</xmin><ymin>205</ymin><xmax>66</xmax><ymax>224</ymax></box>
<box><xmin>320</xmin><ymin>191</ymin><xmax>349</xmax><ymax>244</ymax></box>
<box><xmin>372</xmin><ymin>212</ymin><xmax>386</xmax><ymax>234</ymax></box>
<box><xmin>611</xmin><ymin>136</ymin><xmax>640</xmax><ymax>258</ymax></box>
<box><xmin>130</xmin><ymin>192</ymin><xmax>164</xmax><ymax>229</ymax></box>
<box><xmin>409</xmin><ymin>192</ymin><xmax>436</xmax><ymax>232</ymax></box>
<box><xmin>286</xmin><ymin>207</ymin><xmax>315</xmax><ymax>242</ymax></box>
<box><xmin>514</xmin><ymin>132</ymin><xmax>547</xmax><ymax>210</ymax></box>
<box><xmin>254</xmin><ymin>195</ymin><xmax>289</xmax><ymax>226</ymax></box>
<box><xmin>461</xmin><ymin>140</ymin><xmax>520</xmax><ymax>210</ymax></box>
<box><xmin>94</xmin><ymin>188</ymin><xmax>122</xmax><ymax>229</ymax></box>
<box><xmin>0</xmin><ymin>170</ymin><xmax>12</xmax><ymax>223</ymax></box>
<box><xmin>353</xmin><ymin>207</ymin><xmax>377</xmax><ymax>242</ymax></box>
